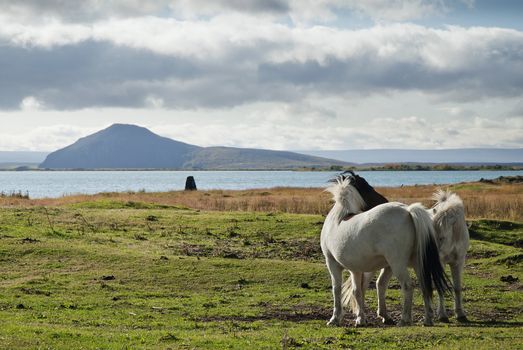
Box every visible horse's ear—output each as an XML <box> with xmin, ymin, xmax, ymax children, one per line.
<box><xmin>328</xmin><ymin>174</ymin><xmax>346</xmax><ymax>183</ymax></box>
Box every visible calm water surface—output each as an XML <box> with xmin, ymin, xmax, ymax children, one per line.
<box><xmin>0</xmin><ymin>170</ymin><xmax>521</xmax><ymax>199</ymax></box>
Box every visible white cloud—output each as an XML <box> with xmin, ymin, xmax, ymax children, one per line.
<box><xmin>155</xmin><ymin>20</ymin><xmax>515</xmax><ymax>72</ymax></box>
<box><xmin>0</xmin><ymin>100</ymin><xmax>521</xmax><ymax>151</ymax></box>
<box><xmin>20</xmin><ymin>96</ymin><xmax>45</xmax><ymax>111</ymax></box>
<box><xmin>145</xmin><ymin>95</ymin><xmax>164</xmax><ymax>109</ymax></box>
<box><xmin>148</xmin><ymin>106</ymin><xmax>523</xmax><ymax>150</ymax></box>
<box><xmin>3</xmin><ymin>15</ymin><xmax>522</xmax><ymax>69</ymax></box>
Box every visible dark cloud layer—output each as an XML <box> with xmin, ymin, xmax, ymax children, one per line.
<box><xmin>0</xmin><ymin>0</ymin><xmax>291</xmax><ymax>23</ymax></box>
<box><xmin>1</xmin><ymin>33</ymin><xmax>523</xmax><ymax>111</ymax></box>
<box><xmin>258</xmin><ymin>54</ymin><xmax>523</xmax><ymax>100</ymax></box>
<box><xmin>0</xmin><ymin>42</ymin><xmax>203</xmax><ymax>109</ymax></box>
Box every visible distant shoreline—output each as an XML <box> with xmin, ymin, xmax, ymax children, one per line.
<box><xmin>1</xmin><ymin>164</ymin><xmax>522</xmax><ymax>172</ymax></box>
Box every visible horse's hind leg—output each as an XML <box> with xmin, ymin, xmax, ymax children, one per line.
<box><xmin>325</xmin><ymin>254</ymin><xmax>344</xmax><ymax>326</ymax></box>
<box><xmin>351</xmin><ymin>272</ymin><xmax>367</xmax><ymax>326</ymax></box>
<box><xmin>414</xmin><ymin>265</ymin><xmax>434</xmax><ymax>326</ymax></box>
<box><xmin>436</xmin><ymin>264</ymin><xmax>449</xmax><ymax>323</ymax></box>
<box><xmin>376</xmin><ymin>267</ymin><xmax>394</xmax><ymax>325</ymax></box>
<box><xmin>391</xmin><ymin>266</ymin><xmax>413</xmax><ymax>326</ymax></box>
<box><xmin>451</xmin><ymin>258</ymin><xmax>468</xmax><ymax>322</ymax></box>
<box><xmin>437</xmin><ymin>287</ymin><xmax>449</xmax><ymax>322</ymax></box>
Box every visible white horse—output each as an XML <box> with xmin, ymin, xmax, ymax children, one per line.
<box><xmin>431</xmin><ymin>189</ymin><xmax>469</xmax><ymax>322</ymax></box>
<box><xmin>321</xmin><ymin>175</ymin><xmax>451</xmax><ymax>327</ymax></box>
<box><xmin>342</xmin><ymin>189</ymin><xmax>469</xmax><ymax>324</ymax></box>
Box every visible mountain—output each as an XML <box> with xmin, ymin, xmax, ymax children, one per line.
<box><xmin>300</xmin><ymin>149</ymin><xmax>523</xmax><ymax>164</ymax></box>
<box><xmin>39</xmin><ymin>124</ymin><xmax>349</xmax><ymax>170</ymax></box>
<box><xmin>40</xmin><ymin>124</ymin><xmax>200</xmax><ymax>169</ymax></box>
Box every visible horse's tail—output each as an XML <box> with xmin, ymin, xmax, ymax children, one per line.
<box><xmin>341</xmin><ymin>272</ymin><xmax>373</xmax><ymax>314</ymax></box>
<box><xmin>408</xmin><ymin>203</ymin><xmax>452</xmax><ymax>299</ymax></box>
<box><xmin>341</xmin><ymin>277</ymin><xmax>357</xmax><ymax>313</ymax></box>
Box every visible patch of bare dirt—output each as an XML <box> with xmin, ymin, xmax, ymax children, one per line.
<box><xmin>196</xmin><ymin>303</ymin><xmax>331</xmax><ymax>323</ymax></box>
<box><xmin>195</xmin><ymin>301</ymin><xmax>523</xmax><ymax>328</ymax></box>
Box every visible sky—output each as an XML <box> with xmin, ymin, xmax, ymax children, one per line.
<box><xmin>0</xmin><ymin>0</ymin><xmax>522</xmax><ymax>152</ymax></box>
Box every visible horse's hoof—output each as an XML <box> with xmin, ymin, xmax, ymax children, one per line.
<box><xmin>381</xmin><ymin>317</ymin><xmax>395</xmax><ymax>325</ymax></box>
<box><xmin>438</xmin><ymin>316</ymin><xmax>450</xmax><ymax>323</ymax></box>
<box><xmin>354</xmin><ymin>317</ymin><xmax>367</xmax><ymax>327</ymax></box>
<box><xmin>457</xmin><ymin>315</ymin><xmax>469</xmax><ymax>323</ymax></box>
<box><xmin>327</xmin><ymin>319</ymin><xmax>340</xmax><ymax>327</ymax></box>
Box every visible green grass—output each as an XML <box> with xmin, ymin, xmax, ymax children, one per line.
<box><xmin>0</xmin><ymin>206</ymin><xmax>521</xmax><ymax>349</ymax></box>
<box><xmin>469</xmin><ymin>220</ymin><xmax>523</xmax><ymax>247</ymax></box>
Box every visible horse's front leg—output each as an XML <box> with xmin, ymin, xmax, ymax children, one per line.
<box><xmin>326</xmin><ymin>255</ymin><xmax>344</xmax><ymax>326</ymax></box>
<box><xmin>351</xmin><ymin>272</ymin><xmax>367</xmax><ymax>326</ymax></box>
<box><xmin>376</xmin><ymin>267</ymin><xmax>394</xmax><ymax>325</ymax></box>
<box><xmin>451</xmin><ymin>258</ymin><xmax>468</xmax><ymax>322</ymax></box>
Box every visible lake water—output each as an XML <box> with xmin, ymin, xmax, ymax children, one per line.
<box><xmin>0</xmin><ymin>170</ymin><xmax>521</xmax><ymax>199</ymax></box>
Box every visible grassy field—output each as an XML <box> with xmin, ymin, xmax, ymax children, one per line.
<box><xmin>0</xmin><ymin>184</ymin><xmax>521</xmax><ymax>349</ymax></box>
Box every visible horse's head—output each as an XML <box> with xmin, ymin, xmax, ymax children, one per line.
<box><xmin>341</xmin><ymin>170</ymin><xmax>389</xmax><ymax>210</ymax></box>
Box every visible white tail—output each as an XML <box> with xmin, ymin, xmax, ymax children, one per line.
<box><xmin>342</xmin><ymin>272</ymin><xmax>373</xmax><ymax>314</ymax></box>
<box><xmin>408</xmin><ymin>203</ymin><xmax>452</xmax><ymax>298</ymax></box>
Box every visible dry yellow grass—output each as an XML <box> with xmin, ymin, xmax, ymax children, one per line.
<box><xmin>377</xmin><ymin>183</ymin><xmax>523</xmax><ymax>221</ymax></box>
<box><xmin>1</xmin><ymin>182</ymin><xmax>521</xmax><ymax>221</ymax></box>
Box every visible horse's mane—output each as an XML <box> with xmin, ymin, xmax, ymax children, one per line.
<box><xmin>326</xmin><ymin>173</ymin><xmax>367</xmax><ymax>220</ymax></box>
<box><xmin>432</xmin><ymin>189</ymin><xmax>464</xmax><ymax>214</ymax></box>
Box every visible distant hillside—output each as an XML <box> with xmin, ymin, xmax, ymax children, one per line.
<box><xmin>39</xmin><ymin>124</ymin><xmax>349</xmax><ymax>170</ymax></box>
<box><xmin>184</xmin><ymin>146</ymin><xmax>345</xmax><ymax>170</ymax></box>
<box><xmin>300</xmin><ymin>148</ymin><xmax>523</xmax><ymax>164</ymax></box>
<box><xmin>0</xmin><ymin>162</ymin><xmax>39</xmax><ymax>170</ymax></box>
